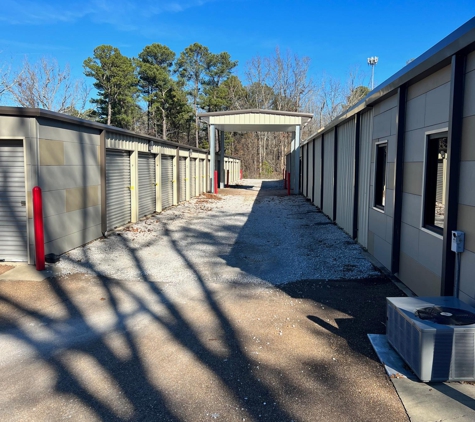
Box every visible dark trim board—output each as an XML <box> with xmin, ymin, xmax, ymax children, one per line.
<box><xmin>333</xmin><ymin>126</ymin><xmax>338</xmax><ymax>222</ymax></box>
<box><xmin>441</xmin><ymin>53</ymin><xmax>466</xmax><ymax>296</ymax></box>
<box><xmin>312</xmin><ymin>140</ymin><xmax>316</xmax><ymax>204</ymax></box>
<box><xmin>320</xmin><ymin>134</ymin><xmax>324</xmax><ymax>210</ymax></box>
<box><xmin>391</xmin><ymin>86</ymin><xmax>407</xmax><ymax>274</ymax></box>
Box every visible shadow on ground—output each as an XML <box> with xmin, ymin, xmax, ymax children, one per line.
<box><xmin>0</xmin><ymin>179</ymin><xmax>408</xmax><ymax>421</ymax></box>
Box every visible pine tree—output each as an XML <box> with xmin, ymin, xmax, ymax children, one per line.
<box><xmin>83</xmin><ymin>45</ymin><xmax>138</xmax><ymax>128</ymax></box>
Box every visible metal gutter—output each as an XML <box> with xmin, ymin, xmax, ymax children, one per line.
<box><xmin>198</xmin><ymin>108</ymin><xmax>313</xmax><ymax>118</ymax></box>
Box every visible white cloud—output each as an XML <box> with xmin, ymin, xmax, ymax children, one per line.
<box><xmin>0</xmin><ymin>0</ymin><xmax>219</xmax><ymax>28</ymax></box>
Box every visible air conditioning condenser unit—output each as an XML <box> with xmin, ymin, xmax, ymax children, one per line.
<box><xmin>387</xmin><ymin>296</ymin><xmax>475</xmax><ymax>382</ymax></box>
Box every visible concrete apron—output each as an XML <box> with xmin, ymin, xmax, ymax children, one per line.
<box><xmin>369</xmin><ymin>334</ymin><xmax>475</xmax><ymax>422</ymax></box>
<box><xmin>0</xmin><ymin>262</ymin><xmax>52</xmax><ymax>281</ymax></box>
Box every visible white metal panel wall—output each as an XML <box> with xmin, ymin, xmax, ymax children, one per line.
<box><xmin>179</xmin><ymin>157</ymin><xmax>186</xmax><ymax>202</ymax></box>
<box><xmin>0</xmin><ymin>141</ymin><xmax>27</xmax><ymax>261</ymax></box>
<box><xmin>138</xmin><ymin>153</ymin><xmax>156</xmax><ymax>218</ymax></box>
<box><xmin>191</xmin><ymin>158</ymin><xmax>197</xmax><ymax>198</ymax></box>
<box><xmin>322</xmin><ymin>130</ymin><xmax>335</xmax><ymax>217</ymax></box>
<box><xmin>336</xmin><ymin>119</ymin><xmax>356</xmax><ymax>235</ymax></box>
<box><xmin>106</xmin><ymin>150</ymin><xmax>131</xmax><ymax>231</ymax></box>
<box><xmin>313</xmin><ymin>136</ymin><xmax>322</xmax><ymax>208</ymax></box>
<box><xmin>358</xmin><ymin>110</ymin><xmax>373</xmax><ymax>248</ymax></box>
<box><xmin>302</xmin><ymin>144</ymin><xmax>308</xmax><ymax>197</ymax></box>
<box><xmin>161</xmin><ymin>156</ymin><xmax>173</xmax><ymax>209</ymax></box>
<box><xmin>308</xmin><ymin>141</ymin><xmax>314</xmax><ymax>202</ymax></box>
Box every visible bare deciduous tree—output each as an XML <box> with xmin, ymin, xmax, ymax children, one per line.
<box><xmin>7</xmin><ymin>56</ymin><xmax>90</xmax><ymax>114</ymax></box>
<box><xmin>244</xmin><ymin>49</ymin><xmax>315</xmax><ymax>177</ymax></box>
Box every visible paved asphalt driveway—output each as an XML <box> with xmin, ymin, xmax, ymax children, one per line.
<box><xmin>0</xmin><ymin>180</ymin><xmax>408</xmax><ymax>421</ymax></box>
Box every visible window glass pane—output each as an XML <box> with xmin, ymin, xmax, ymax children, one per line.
<box><xmin>374</xmin><ymin>144</ymin><xmax>387</xmax><ymax>209</ymax></box>
<box><xmin>434</xmin><ymin>137</ymin><xmax>447</xmax><ymax>230</ymax></box>
<box><xmin>423</xmin><ymin>133</ymin><xmax>447</xmax><ymax>234</ymax></box>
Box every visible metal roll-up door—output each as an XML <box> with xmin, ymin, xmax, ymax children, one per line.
<box><xmin>323</xmin><ymin>129</ymin><xmax>335</xmax><ymax>218</ymax></box>
<box><xmin>200</xmin><ymin>159</ymin><xmax>205</xmax><ymax>193</ymax></box>
<box><xmin>358</xmin><ymin>110</ymin><xmax>373</xmax><ymax>248</ymax></box>
<box><xmin>197</xmin><ymin>159</ymin><xmax>202</xmax><ymax>194</ymax></box>
<box><xmin>179</xmin><ymin>157</ymin><xmax>186</xmax><ymax>202</ymax></box>
<box><xmin>0</xmin><ymin>141</ymin><xmax>27</xmax><ymax>261</ymax></box>
<box><xmin>302</xmin><ymin>144</ymin><xmax>308</xmax><ymax>197</ymax></box>
<box><xmin>191</xmin><ymin>159</ymin><xmax>197</xmax><ymax>198</ymax></box>
<box><xmin>161</xmin><ymin>156</ymin><xmax>173</xmax><ymax>209</ymax></box>
<box><xmin>336</xmin><ymin>119</ymin><xmax>356</xmax><ymax>235</ymax></box>
<box><xmin>106</xmin><ymin>149</ymin><xmax>131</xmax><ymax>231</ymax></box>
<box><xmin>314</xmin><ymin>136</ymin><xmax>322</xmax><ymax>208</ymax></box>
<box><xmin>138</xmin><ymin>153</ymin><xmax>156</xmax><ymax>218</ymax></box>
<box><xmin>308</xmin><ymin>142</ymin><xmax>314</xmax><ymax>201</ymax></box>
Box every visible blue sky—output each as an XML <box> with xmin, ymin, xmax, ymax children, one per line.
<box><xmin>0</xmin><ymin>0</ymin><xmax>474</xmax><ymax>94</ymax></box>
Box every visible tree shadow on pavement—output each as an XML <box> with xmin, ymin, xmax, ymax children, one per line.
<box><xmin>0</xmin><ymin>179</ymin><xmax>409</xmax><ymax>422</ymax></box>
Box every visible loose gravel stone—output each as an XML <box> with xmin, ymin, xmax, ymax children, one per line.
<box><xmin>55</xmin><ymin>179</ymin><xmax>379</xmax><ymax>285</ymax></box>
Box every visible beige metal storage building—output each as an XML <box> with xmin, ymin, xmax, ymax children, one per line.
<box><xmin>301</xmin><ymin>17</ymin><xmax>475</xmax><ymax>303</ymax></box>
<box><xmin>0</xmin><ymin>108</ymin><xmax>240</xmax><ymax>264</ymax></box>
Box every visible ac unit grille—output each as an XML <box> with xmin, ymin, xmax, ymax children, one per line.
<box><xmin>452</xmin><ymin>332</ymin><xmax>475</xmax><ymax>379</ymax></box>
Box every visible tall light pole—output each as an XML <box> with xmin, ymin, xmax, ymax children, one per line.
<box><xmin>367</xmin><ymin>56</ymin><xmax>378</xmax><ymax>90</ymax></box>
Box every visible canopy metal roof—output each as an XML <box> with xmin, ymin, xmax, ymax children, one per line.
<box><xmin>198</xmin><ymin>109</ymin><xmax>313</xmax><ymax>132</ymax></box>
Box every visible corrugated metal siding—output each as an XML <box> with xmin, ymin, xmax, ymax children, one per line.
<box><xmin>106</xmin><ymin>149</ymin><xmax>131</xmax><ymax>230</ymax></box>
<box><xmin>179</xmin><ymin>157</ymin><xmax>186</xmax><ymax>202</ymax></box>
<box><xmin>105</xmin><ymin>132</ymin><xmax>136</xmax><ymax>151</ymax></box>
<box><xmin>161</xmin><ymin>156</ymin><xmax>173</xmax><ymax>209</ymax></box>
<box><xmin>322</xmin><ymin>129</ymin><xmax>335</xmax><ymax>218</ymax></box>
<box><xmin>308</xmin><ymin>141</ymin><xmax>314</xmax><ymax>202</ymax></box>
<box><xmin>314</xmin><ymin>136</ymin><xmax>322</xmax><ymax>208</ymax></box>
<box><xmin>302</xmin><ymin>144</ymin><xmax>308</xmax><ymax>197</ymax></box>
<box><xmin>358</xmin><ymin>110</ymin><xmax>373</xmax><ymax>248</ymax></box>
<box><xmin>336</xmin><ymin>119</ymin><xmax>356</xmax><ymax>235</ymax></box>
<box><xmin>138</xmin><ymin>153</ymin><xmax>156</xmax><ymax>218</ymax></box>
<box><xmin>191</xmin><ymin>158</ymin><xmax>197</xmax><ymax>198</ymax></box>
<box><xmin>0</xmin><ymin>141</ymin><xmax>27</xmax><ymax>261</ymax></box>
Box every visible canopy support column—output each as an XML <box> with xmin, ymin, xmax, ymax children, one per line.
<box><xmin>209</xmin><ymin>124</ymin><xmax>215</xmax><ymax>192</ymax></box>
<box><xmin>220</xmin><ymin>130</ymin><xmax>225</xmax><ymax>189</ymax></box>
<box><xmin>291</xmin><ymin>125</ymin><xmax>301</xmax><ymax>194</ymax></box>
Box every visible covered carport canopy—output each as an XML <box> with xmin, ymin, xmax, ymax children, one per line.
<box><xmin>198</xmin><ymin>109</ymin><xmax>313</xmax><ymax>193</ymax></box>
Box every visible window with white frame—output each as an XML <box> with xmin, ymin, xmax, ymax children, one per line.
<box><xmin>374</xmin><ymin>142</ymin><xmax>387</xmax><ymax>210</ymax></box>
<box><xmin>422</xmin><ymin>132</ymin><xmax>448</xmax><ymax>235</ymax></box>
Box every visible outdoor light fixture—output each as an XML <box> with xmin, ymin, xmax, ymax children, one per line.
<box><xmin>148</xmin><ymin>141</ymin><xmax>154</xmax><ymax>152</ymax></box>
<box><xmin>367</xmin><ymin>56</ymin><xmax>379</xmax><ymax>90</ymax></box>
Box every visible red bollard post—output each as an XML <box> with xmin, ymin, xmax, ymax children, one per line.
<box><xmin>214</xmin><ymin>170</ymin><xmax>218</xmax><ymax>194</ymax></box>
<box><xmin>287</xmin><ymin>172</ymin><xmax>291</xmax><ymax>196</ymax></box>
<box><xmin>239</xmin><ymin>169</ymin><xmax>243</xmax><ymax>180</ymax></box>
<box><xmin>226</xmin><ymin>170</ymin><xmax>229</xmax><ymax>188</ymax></box>
<box><xmin>32</xmin><ymin>186</ymin><xmax>45</xmax><ymax>271</ymax></box>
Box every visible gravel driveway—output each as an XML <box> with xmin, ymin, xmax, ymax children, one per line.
<box><xmin>0</xmin><ymin>179</ymin><xmax>408</xmax><ymax>421</ymax></box>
